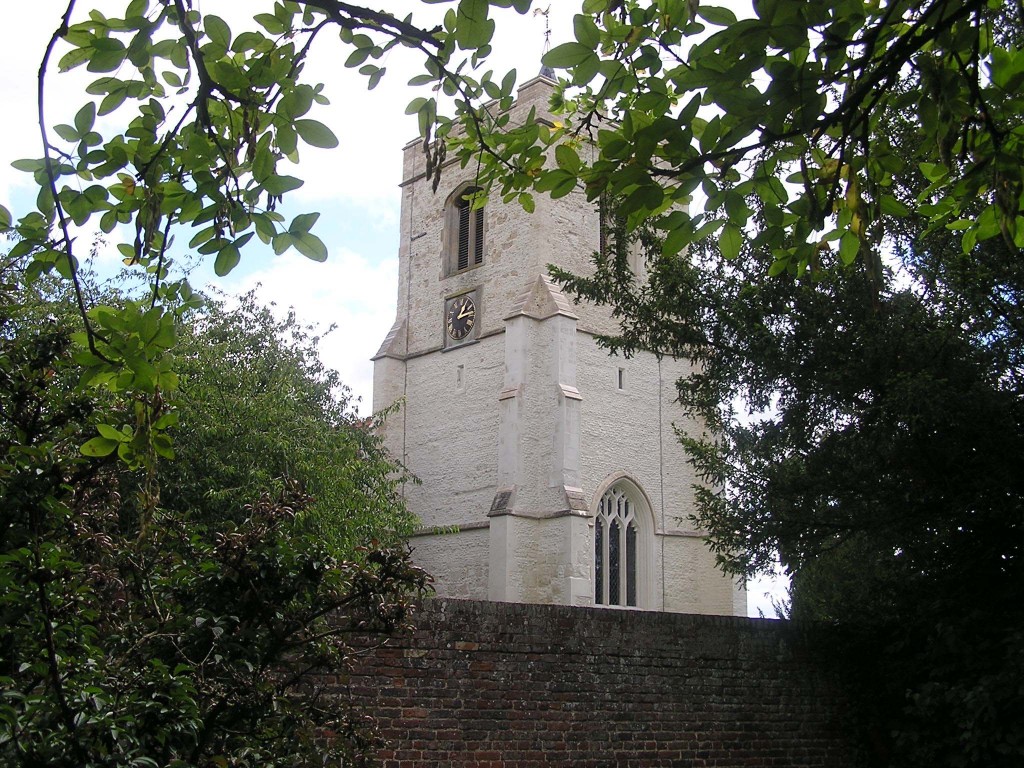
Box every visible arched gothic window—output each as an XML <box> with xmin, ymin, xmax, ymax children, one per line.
<box><xmin>595</xmin><ymin>484</ymin><xmax>640</xmax><ymax>607</ymax></box>
<box><xmin>447</xmin><ymin>186</ymin><xmax>484</xmax><ymax>274</ymax></box>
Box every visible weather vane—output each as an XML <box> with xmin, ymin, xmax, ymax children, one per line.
<box><xmin>534</xmin><ymin>5</ymin><xmax>553</xmax><ymax>78</ymax></box>
<box><xmin>534</xmin><ymin>6</ymin><xmax>552</xmax><ymax>52</ymax></box>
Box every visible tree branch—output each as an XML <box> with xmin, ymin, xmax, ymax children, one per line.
<box><xmin>38</xmin><ymin>0</ymin><xmax>112</xmax><ymax>360</ymax></box>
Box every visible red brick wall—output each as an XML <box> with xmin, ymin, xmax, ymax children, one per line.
<box><xmin>335</xmin><ymin>599</ymin><xmax>859</xmax><ymax>767</ymax></box>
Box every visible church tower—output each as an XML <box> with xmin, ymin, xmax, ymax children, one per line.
<box><xmin>373</xmin><ymin>76</ymin><xmax>745</xmax><ymax>616</ymax></box>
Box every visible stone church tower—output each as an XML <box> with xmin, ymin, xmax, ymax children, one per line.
<box><xmin>373</xmin><ymin>75</ymin><xmax>745</xmax><ymax>616</ymax></box>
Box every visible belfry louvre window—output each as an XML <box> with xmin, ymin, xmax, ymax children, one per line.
<box><xmin>598</xmin><ymin>194</ymin><xmax>625</xmax><ymax>259</ymax></box>
<box><xmin>595</xmin><ymin>485</ymin><xmax>638</xmax><ymax>607</ymax></box>
<box><xmin>452</xmin><ymin>188</ymin><xmax>484</xmax><ymax>272</ymax></box>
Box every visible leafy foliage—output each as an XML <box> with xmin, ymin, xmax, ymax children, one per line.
<box><xmin>551</xmin><ymin>104</ymin><xmax>1024</xmax><ymax>765</ymax></box>
<box><xmin>0</xmin><ymin>262</ymin><xmax>428</xmax><ymax>766</ymax></box>
<box><xmin>153</xmin><ymin>290</ymin><xmax>415</xmax><ymax>556</ymax></box>
<box><xmin>525</xmin><ymin>6</ymin><xmax>1024</xmax><ymax>760</ymax></box>
<box><xmin>0</xmin><ymin>3</ymin><xmax>534</xmax><ymax>764</ymax></box>
<box><xmin>458</xmin><ymin>0</ymin><xmax>1024</xmax><ymax>282</ymax></box>
<box><xmin>1</xmin><ymin>4</ymin><xmax>533</xmax><ymax>761</ymax></box>
<box><xmin>0</xmin><ymin>0</ymin><xmax>541</xmax><ymax>489</ymax></box>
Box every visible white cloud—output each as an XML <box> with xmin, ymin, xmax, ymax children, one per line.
<box><xmin>215</xmin><ymin>246</ymin><xmax>398</xmax><ymax>415</ymax></box>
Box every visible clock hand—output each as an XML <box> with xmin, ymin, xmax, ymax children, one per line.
<box><xmin>457</xmin><ymin>305</ymin><xmax>474</xmax><ymax>319</ymax></box>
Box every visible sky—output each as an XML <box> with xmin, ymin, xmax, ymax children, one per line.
<box><xmin>0</xmin><ymin>1</ymin><xmax>785</xmax><ymax>618</ymax></box>
<box><xmin>0</xmin><ymin>0</ymin><xmax>574</xmax><ymax>410</ymax></box>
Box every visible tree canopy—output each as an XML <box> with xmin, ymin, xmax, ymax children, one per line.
<box><xmin>501</xmin><ymin>0</ymin><xmax>1022</xmax><ymax>281</ymax></box>
<box><xmin>155</xmin><ymin>289</ymin><xmax>415</xmax><ymax>556</ymax></box>
<box><xmin>3</xmin><ymin>0</ymin><xmax>1018</xmax><ymax>311</ymax></box>
<box><xmin>0</xmin><ymin>262</ymin><xmax>428</xmax><ymax>766</ymax></box>
<box><xmin>547</xmin><ymin>16</ymin><xmax>1024</xmax><ymax>762</ymax></box>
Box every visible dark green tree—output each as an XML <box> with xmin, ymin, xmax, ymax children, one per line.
<box><xmin>534</xmin><ymin>9</ymin><xmax>1024</xmax><ymax>761</ymax></box>
<box><xmin>0</xmin><ymin>262</ymin><xmax>428</xmax><ymax>767</ymax></box>
<box><xmin>551</xmin><ymin>102</ymin><xmax>1024</xmax><ymax>764</ymax></box>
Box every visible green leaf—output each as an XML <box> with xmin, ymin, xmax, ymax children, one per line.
<box><xmin>289</xmin><ymin>212</ymin><xmax>320</xmax><ymax>235</ymax></box>
<box><xmin>293</xmin><ymin>119</ymin><xmax>339</xmax><ymax>149</ymax></box>
<box><xmin>697</xmin><ymin>6</ymin><xmax>738</xmax><ymax>25</ymax></box>
<box><xmin>153</xmin><ymin>411</ymin><xmax>179</xmax><ymax>430</ymax></box>
<box><xmin>81</xmin><ymin>436</ymin><xmax>119</xmax><ymax>457</ymax></box>
<box><xmin>153</xmin><ymin>433</ymin><xmax>175</xmax><ymax>460</ymax></box>
<box><xmin>99</xmin><ymin>88</ymin><xmax>127</xmax><ymax>115</ymax></box>
<box><xmin>919</xmin><ymin>162</ymin><xmax>948</xmax><ymax>182</ymax></box>
<box><xmin>87</xmin><ymin>38</ymin><xmax>128</xmax><ymax>73</ymax></box>
<box><xmin>293</xmin><ymin>232</ymin><xmax>328</xmax><ymax>261</ymax></box>
<box><xmin>990</xmin><ymin>45</ymin><xmax>1024</xmax><ymax>91</ymax></box>
<box><xmin>454</xmin><ymin>0</ymin><xmax>494</xmax><ymax>50</ymax></box>
<box><xmin>535</xmin><ymin>169</ymin><xmax>577</xmax><ymax>198</ymax></box>
<box><xmin>58</xmin><ymin>46</ymin><xmax>92</xmax><ymax>72</ymax></box>
<box><xmin>277</xmin><ymin>123</ymin><xmax>297</xmax><ymax>156</ymax></box>
<box><xmin>74</xmin><ymin>102</ymin><xmax>97</xmax><ymax>135</ymax></box>
<box><xmin>839</xmin><ymin>232</ymin><xmax>859</xmax><ymax>265</ymax></box>
<box><xmin>252</xmin><ymin>145</ymin><xmax>275</xmax><ymax>182</ymax></box>
<box><xmin>263</xmin><ymin>175</ymin><xmax>303</xmax><ymax>195</ymax></box>
<box><xmin>719</xmin><ymin>222</ymin><xmax>743</xmax><ymax>259</ymax></box>
<box><xmin>345</xmin><ymin>47</ymin><xmax>371</xmax><ymax>68</ymax></box>
<box><xmin>961</xmin><ymin>226</ymin><xmax>978</xmax><ymax>253</ymax></box>
<box><xmin>204</xmin><ymin>15</ymin><xmax>231</xmax><ymax>49</ymax></box>
<box><xmin>272</xmin><ymin>232</ymin><xmax>295</xmax><ymax>254</ymax></box>
<box><xmin>500</xmin><ymin>68</ymin><xmax>517</xmax><ymax>96</ymax></box>
<box><xmin>96</xmin><ymin>423</ymin><xmax>127</xmax><ymax>442</ymax></box>
<box><xmin>12</xmin><ymin>158</ymin><xmax>44</xmax><ymax>172</ymax></box>
<box><xmin>544</xmin><ymin>42</ymin><xmax>595</xmax><ymax>68</ymax></box>
<box><xmin>255</xmin><ymin>12</ymin><xmax>285</xmax><ymax>35</ymax></box>
<box><xmin>574</xmin><ymin>14</ymin><xmax>601</xmax><ymax>48</ymax></box>
<box><xmin>54</xmin><ymin>124</ymin><xmax>80</xmax><ymax>142</ymax></box>
<box><xmin>214</xmin><ymin>243</ymin><xmax>241</xmax><ymax>276</ymax></box>
<box><xmin>879</xmin><ymin>195</ymin><xmax>910</xmax><ymax>217</ymax></box>
<box><xmin>555</xmin><ymin>144</ymin><xmax>582</xmax><ymax>174</ymax></box>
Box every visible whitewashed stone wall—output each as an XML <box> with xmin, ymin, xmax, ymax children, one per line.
<box><xmin>373</xmin><ymin>75</ymin><xmax>745</xmax><ymax>616</ymax></box>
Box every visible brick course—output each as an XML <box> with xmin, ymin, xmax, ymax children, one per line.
<box><xmin>333</xmin><ymin>599</ymin><xmax>858</xmax><ymax>767</ymax></box>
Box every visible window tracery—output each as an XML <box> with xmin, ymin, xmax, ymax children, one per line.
<box><xmin>595</xmin><ymin>484</ymin><xmax>640</xmax><ymax>607</ymax></box>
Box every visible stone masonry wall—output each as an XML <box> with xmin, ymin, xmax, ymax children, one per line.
<box><xmin>335</xmin><ymin>599</ymin><xmax>859</xmax><ymax>767</ymax></box>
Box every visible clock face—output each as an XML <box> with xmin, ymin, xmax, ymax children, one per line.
<box><xmin>446</xmin><ymin>295</ymin><xmax>477</xmax><ymax>341</ymax></box>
